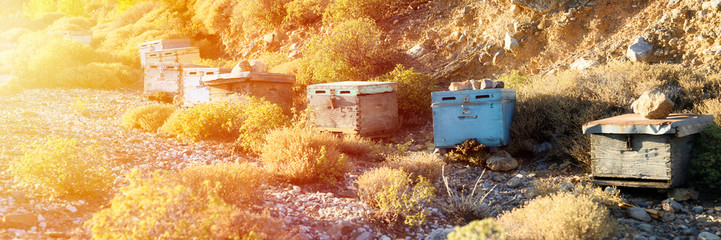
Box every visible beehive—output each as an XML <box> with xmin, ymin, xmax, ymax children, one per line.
<box><xmin>582</xmin><ymin>114</ymin><xmax>714</xmax><ymax>188</ymax></box>
<box><xmin>201</xmin><ymin>72</ymin><xmax>295</xmax><ymax>114</ymax></box>
<box><xmin>138</xmin><ymin>39</ymin><xmax>191</xmax><ymax>66</ymax></box>
<box><xmin>431</xmin><ymin>89</ymin><xmax>516</xmax><ymax>150</ymax></box>
<box><xmin>182</xmin><ymin>67</ymin><xmax>231</xmax><ymax>107</ymax></box>
<box><xmin>57</xmin><ymin>31</ymin><xmax>92</xmax><ymax>46</ymax></box>
<box><xmin>143</xmin><ymin>62</ymin><xmax>204</xmax><ymax>97</ymax></box>
<box><xmin>307</xmin><ymin>81</ymin><xmax>398</xmax><ymax>138</ymax></box>
<box><xmin>142</xmin><ymin>47</ymin><xmax>200</xmax><ymax>66</ymax></box>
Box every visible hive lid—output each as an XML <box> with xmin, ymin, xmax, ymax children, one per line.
<box><xmin>201</xmin><ymin>72</ymin><xmax>295</xmax><ymax>85</ymax></box>
<box><xmin>582</xmin><ymin>113</ymin><xmax>714</xmax><ymax>137</ymax></box>
<box><xmin>307</xmin><ymin>81</ymin><xmax>397</xmax><ymax>95</ymax></box>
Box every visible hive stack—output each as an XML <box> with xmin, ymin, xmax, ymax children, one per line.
<box><xmin>138</xmin><ymin>39</ymin><xmax>201</xmax><ymax>98</ymax></box>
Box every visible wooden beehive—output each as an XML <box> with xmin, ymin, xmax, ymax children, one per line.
<box><xmin>143</xmin><ymin>62</ymin><xmax>204</xmax><ymax>97</ymax></box>
<box><xmin>182</xmin><ymin>67</ymin><xmax>231</xmax><ymax>107</ymax></box>
<box><xmin>307</xmin><ymin>81</ymin><xmax>398</xmax><ymax>138</ymax></box>
<box><xmin>142</xmin><ymin>47</ymin><xmax>200</xmax><ymax>66</ymax></box>
<box><xmin>57</xmin><ymin>31</ymin><xmax>92</xmax><ymax>46</ymax></box>
<box><xmin>138</xmin><ymin>39</ymin><xmax>191</xmax><ymax>66</ymax></box>
<box><xmin>582</xmin><ymin>114</ymin><xmax>714</xmax><ymax>188</ymax></box>
<box><xmin>201</xmin><ymin>72</ymin><xmax>295</xmax><ymax>114</ymax></box>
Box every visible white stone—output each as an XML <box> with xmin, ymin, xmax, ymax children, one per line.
<box><xmin>504</xmin><ymin>32</ymin><xmax>519</xmax><ymax>50</ymax></box>
<box><xmin>570</xmin><ymin>57</ymin><xmax>599</xmax><ymax>71</ymax></box>
<box><xmin>631</xmin><ymin>90</ymin><xmax>674</xmax><ymax>119</ymax></box>
<box><xmin>627</xmin><ymin>37</ymin><xmax>653</xmax><ymax>62</ymax></box>
<box><xmin>407</xmin><ymin>44</ymin><xmax>426</xmax><ymax>58</ymax></box>
<box><xmin>65</xmin><ymin>205</ymin><xmax>77</xmax><ymax>213</ymax></box>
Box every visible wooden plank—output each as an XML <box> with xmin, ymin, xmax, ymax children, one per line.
<box><xmin>669</xmin><ymin>135</ymin><xmax>694</xmax><ymax>187</ymax></box>
<box><xmin>358</xmin><ymin>92</ymin><xmax>398</xmax><ymax>136</ymax></box>
<box><xmin>592</xmin><ymin>178</ymin><xmax>671</xmax><ymax>188</ymax></box>
<box><xmin>590</xmin><ymin>134</ymin><xmax>671</xmax><ymax>180</ymax></box>
<box><xmin>309</xmin><ymin>94</ymin><xmax>360</xmax><ymax>130</ymax></box>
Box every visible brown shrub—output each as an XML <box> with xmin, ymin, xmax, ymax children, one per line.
<box><xmin>260</xmin><ymin>127</ymin><xmax>347</xmax><ymax>183</ymax></box>
<box><xmin>496</xmin><ymin>191</ymin><xmax>617</xmax><ymax>240</ymax></box>
<box><xmin>178</xmin><ymin>162</ymin><xmax>267</xmax><ymax>206</ymax></box>
<box><xmin>384</xmin><ymin>152</ymin><xmax>445</xmax><ymax>182</ymax></box>
<box><xmin>121</xmin><ymin>104</ymin><xmax>177</xmax><ymax>132</ymax></box>
<box><xmin>356</xmin><ymin>167</ymin><xmax>435</xmax><ymax>226</ymax></box>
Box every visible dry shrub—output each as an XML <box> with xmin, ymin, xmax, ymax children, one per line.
<box><xmin>179</xmin><ymin>162</ymin><xmax>267</xmax><ymax>206</ymax></box>
<box><xmin>84</xmin><ymin>169</ymin><xmax>272</xmax><ymax>239</ymax></box>
<box><xmin>1</xmin><ymin>27</ymin><xmax>31</xmax><ymax>42</ymax></box>
<box><xmin>285</xmin><ymin>0</ymin><xmax>329</xmax><ymax>25</ymax></box>
<box><xmin>322</xmin><ymin>0</ymin><xmax>418</xmax><ymax>23</ymax></box>
<box><xmin>527</xmin><ymin>178</ymin><xmax>621</xmax><ymax>206</ymax></box>
<box><xmin>512</xmin><ymin>62</ymin><xmax>714</xmax><ymax>165</ymax></box>
<box><xmin>337</xmin><ymin>135</ymin><xmax>381</xmax><ymax>160</ymax></box>
<box><xmin>373</xmin><ymin>65</ymin><xmax>438</xmax><ymax>125</ymax></box>
<box><xmin>496</xmin><ymin>191</ymin><xmax>617</xmax><ymax>240</ymax></box>
<box><xmin>161</xmin><ymin>101</ymin><xmax>244</xmax><ymax>141</ymax></box>
<box><xmin>297</xmin><ymin>18</ymin><xmax>392</xmax><ymax>85</ymax></box>
<box><xmin>441</xmin><ymin>168</ymin><xmax>493</xmax><ymax>223</ymax></box>
<box><xmin>356</xmin><ymin>167</ymin><xmax>435</xmax><ymax>226</ymax></box>
<box><xmin>121</xmin><ymin>104</ymin><xmax>177</xmax><ymax>132</ymax></box>
<box><xmin>446</xmin><ymin>139</ymin><xmax>490</xmax><ymax>166</ymax></box>
<box><xmin>57</xmin><ymin>62</ymin><xmax>139</xmax><ymax>89</ymax></box>
<box><xmin>10</xmin><ymin>137</ymin><xmax>114</xmax><ymax>198</ymax></box>
<box><xmin>236</xmin><ymin>97</ymin><xmax>290</xmax><ymax>151</ymax></box>
<box><xmin>384</xmin><ymin>152</ymin><xmax>445</xmax><ymax>182</ymax></box>
<box><xmin>448</xmin><ymin>219</ymin><xmax>507</xmax><ymax>240</ymax></box>
<box><xmin>260</xmin><ymin>127</ymin><xmax>347</xmax><ymax>183</ymax></box>
<box><xmin>698</xmin><ymin>97</ymin><xmax>721</xmax><ymax>125</ymax></box>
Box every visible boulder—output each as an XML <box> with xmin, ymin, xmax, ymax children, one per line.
<box><xmin>507</xmin><ymin>176</ymin><xmax>523</xmax><ymax>188</ymax></box>
<box><xmin>570</xmin><ymin>57</ymin><xmax>599</xmax><ymax>71</ymax></box>
<box><xmin>407</xmin><ymin>44</ymin><xmax>426</xmax><ymax>58</ymax></box>
<box><xmin>479</xmin><ymin>79</ymin><xmax>496</xmax><ymax>89</ymax></box>
<box><xmin>627</xmin><ymin>37</ymin><xmax>653</xmax><ymax>62</ymax></box>
<box><xmin>449</xmin><ymin>81</ymin><xmax>473</xmax><ymax>91</ymax></box>
<box><xmin>485</xmin><ymin>151</ymin><xmax>518</xmax><ymax>172</ymax></box>
<box><xmin>250</xmin><ymin>60</ymin><xmax>267</xmax><ymax>73</ymax></box>
<box><xmin>631</xmin><ymin>90</ymin><xmax>674</xmax><ymax>119</ymax></box>
<box><xmin>699</xmin><ymin>232</ymin><xmax>721</xmax><ymax>240</ymax></box>
<box><xmin>626</xmin><ymin>207</ymin><xmax>652</xmax><ymax>222</ymax></box>
<box><xmin>504</xmin><ymin>32</ymin><xmax>519</xmax><ymax>50</ymax></box>
<box><xmin>231</xmin><ymin>60</ymin><xmax>252</xmax><ymax>73</ymax></box>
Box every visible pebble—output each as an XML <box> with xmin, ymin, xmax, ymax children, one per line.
<box><xmin>638</xmin><ymin>223</ymin><xmax>654</xmax><ymax>232</ymax></box>
<box><xmin>693</xmin><ymin>206</ymin><xmax>704</xmax><ymax>213</ymax></box>
<box><xmin>66</xmin><ymin>205</ymin><xmax>77</xmax><ymax>213</ymax></box>
<box><xmin>699</xmin><ymin>232</ymin><xmax>721</xmax><ymax>240</ymax></box>
<box><xmin>627</xmin><ymin>207</ymin><xmax>652</xmax><ymax>222</ymax></box>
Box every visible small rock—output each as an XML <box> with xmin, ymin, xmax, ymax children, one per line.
<box><xmin>683</xmin><ymin>228</ymin><xmax>700</xmax><ymax>236</ymax></box>
<box><xmin>662</xmin><ymin>198</ymin><xmax>684</xmax><ymax>213</ymax></box>
<box><xmin>478</xmin><ymin>79</ymin><xmax>495</xmax><ymax>89</ymax></box>
<box><xmin>627</xmin><ymin>207</ymin><xmax>652</xmax><ymax>222</ymax></box>
<box><xmin>668</xmin><ymin>188</ymin><xmax>699</xmax><ymax>202</ymax></box>
<box><xmin>355</xmin><ymin>231</ymin><xmax>372</xmax><ymax>240</ymax></box>
<box><xmin>693</xmin><ymin>206</ymin><xmax>704</xmax><ymax>214</ymax></box>
<box><xmin>535</xmin><ymin>164</ymin><xmax>549</xmax><ymax>170</ymax></box>
<box><xmin>407</xmin><ymin>44</ymin><xmax>426</xmax><ymax>58</ymax></box>
<box><xmin>570</xmin><ymin>57</ymin><xmax>599</xmax><ymax>71</ymax></box>
<box><xmin>504</xmin><ymin>32</ymin><xmax>519</xmax><ymax>50</ymax></box>
<box><xmin>425</xmin><ymin>228</ymin><xmax>454</xmax><ymax>240</ymax></box>
<box><xmin>627</xmin><ymin>37</ymin><xmax>653</xmax><ymax>62</ymax></box>
<box><xmin>328</xmin><ymin>222</ymin><xmax>356</xmax><ymax>239</ymax></box>
<box><xmin>250</xmin><ymin>60</ymin><xmax>267</xmax><ymax>73</ymax></box>
<box><xmin>507</xmin><ymin>176</ymin><xmax>522</xmax><ymax>188</ymax></box>
<box><xmin>485</xmin><ymin>151</ymin><xmax>518</xmax><ymax>172</ymax></box>
<box><xmin>12</xmin><ymin>190</ymin><xmax>26</xmax><ymax>203</ymax></box>
<box><xmin>699</xmin><ymin>232</ymin><xmax>721</xmax><ymax>240</ymax></box>
<box><xmin>66</xmin><ymin>205</ymin><xmax>78</xmax><ymax>213</ymax></box>
<box><xmin>448</xmin><ymin>81</ymin><xmax>473</xmax><ymax>91</ymax></box>
<box><xmin>45</xmin><ymin>231</ymin><xmax>70</xmax><ymax>239</ymax></box>
<box><xmin>667</xmin><ymin>0</ymin><xmax>681</xmax><ymax>6</ymax></box>
<box><xmin>638</xmin><ymin>223</ymin><xmax>654</xmax><ymax>232</ymax></box>
<box><xmin>631</xmin><ymin>90</ymin><xmax>674</xmax><ymax>119</ymax></box>
<box><xmin>231</xmin><ymin>60</ymin><xmax>252</xmax><ymax>73</ymax></box>
<box><xmin>558</xmin><ymin>182</ymin><xmax>574</xmax><ymax>192</ymax></box>
<box><xmin>380</xmin><ymin>236</ymin><xmax>392</xmax><ymax>240</ymax></box>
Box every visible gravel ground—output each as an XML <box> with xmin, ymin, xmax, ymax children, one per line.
<box><xmin>0</xmin><ymin>89</ymin><xmax>719</xmax><ymax>239</ymax></box>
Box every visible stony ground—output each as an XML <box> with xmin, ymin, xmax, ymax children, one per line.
<box><xmin>0</xmin><ymin>88</ymin><xmax>719</xmax><ymax>239</ymax></box>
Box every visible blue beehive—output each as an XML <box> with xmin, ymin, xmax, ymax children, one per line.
<box><xmin>432</xmin><ymin>88</ymin><xmax>516</xmax><ymax>149</ymax></box>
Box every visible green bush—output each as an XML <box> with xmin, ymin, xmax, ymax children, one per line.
<box><xmin>448</xmin><ymin>219</ymin><xmax>507</xmax><ymax>240</ymax></box>
<box><xmin>356</xmin><ymin>167</ymin><xmax>435</xmax><ymax>226</ymax></box>
<box><xmin>10</xmin><ymin>137</ymin><xmax>114</xmax><ymax>198</ymax></box>
<box><xmin>161</xmin><ymin>101</ymin><xmax>244</xmax><ymax>141</ymax></box>
<box><xmin>496</xmin><ymin>70</ymin><xmax>529</xmax><ymax>89</ymax></box>
<box><xmin>690</xmin><ymin>124</ymin><xmax>721</xmax><ymax>189</ymax></box>
<box><xmin>285</xmin><ymin>0</ymin><xmax>328</xmax><ymax>25</ymax></box>
<box><xmin>496</xmin><ymin>191</ymin><xmax>617</xmax><ymax>240</ymax></box>
<box><xmin>121</xmin><ymin>104</ymin><xmax>177</xmax><ymax>132</ymax></box>
<box><xmin>374</xmin><ymin>65</ymin><xmax>437</xmax><ymax>125</ymax></box>
<box><xmin>57</xmin><ymin>62</ymin><xmax>138</xmax><ymax>89</ymax></box>
<box><xmin>84</xmin><ymin>169</ymin><xmax>263</xmax><ymax>239</ymax></box>
<box><xmin>297</xmin><ymin>18</ymin><xmax>391</xmax><ymax>85</ymax></box>
<box><xmin>237</xmin><ymin>97</ymin><xmax>290</xmax><ymax>151</ymax></box>
<box><xmin>260</xmin><ymin>127</ymin><xmax>347</xmax><ymax>183</ymax></box>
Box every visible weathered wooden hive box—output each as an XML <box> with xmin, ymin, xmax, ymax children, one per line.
<box><xmin>142</xmin><ymin>47</ymin><xmax>200</xmax><ymax>65</ymax></box>
<box><xmin>182</xmin><ymin>67</ymin><xmax>231</xmax><ymax>107</ymax></box>
<box><xmin>138</xmin><ymin>39</ymin><xmax>191</xmax><ymax>66</ymax></box>
<box><xmin>143</xmin><ymin>62</ymin><xmax>204</xmax><ymax>97</ymax></box>
<box><xmin>582</xmin><ymin>114</ymin><xmax>714</xmax><ymax>188</ymax></box>
<box><xmin>201</xmin><ymin>72</ymin><xmax>295</xmax><ymax>113</ymax></box>
<box><xmin>431</xmin><ymin>88</ymin><xmax>516</xmax><ymax>149</ymax></box>
<box><xmin>307</xmin><ymin>81</ymin><xmax>398</xmax><ymax>138</ymax></box>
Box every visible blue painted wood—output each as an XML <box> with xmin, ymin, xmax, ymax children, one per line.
<box><xmin>432</xmin><ymin>89</ymin><xmax>516</xmax><ymax>148</ymax></box>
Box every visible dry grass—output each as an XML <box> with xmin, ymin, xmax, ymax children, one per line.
<box><xmin>384</xmin><ymin>152</ymin><xmax>445</xmax><ymax>182</ymax></box>
<box><xmin>448</xmin><ymin>219</ymin><xmax>507</xmax><ymax>240</ymax></box>
<box><xmin>356</xmin><ymin>167</ymin><xmax>436</xmax><ymax>226</ymax></box>
<box><xmin>527</xmin><ymin>177</ymin><xmax>621</xmax><ymax>206</ymax></box>
<box><xmin>260</xmin><ymin>127</ymin><xmax>347</xmax><ymax>184</ymax></box>
<box><xmin>512</xmin><ymin>62</ymin><xmax>720</xmax><ymax>166</ymax></box>
<box><xmin>178</xmin><ymin>162</ymin><xmax>267</xmax><ymax>206</ymax></box>
<box><xmin>337</xmin><ymin>135</ymin><xmax>380</xmax><ymax>160</ymax></box>
<box><xmin>121</xmin><ymin>104</ymin><xmax>177</xmax><ymax>132</ymax></box>
<box><xmin>440</xmin><ymin>167</ymin><xmax>493</xmax><ymax>223</ymax></box>
<box><xmin>496</xmin><ymin>191</ymin><xmax>618</xmax><ymax>240</ymax></box>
